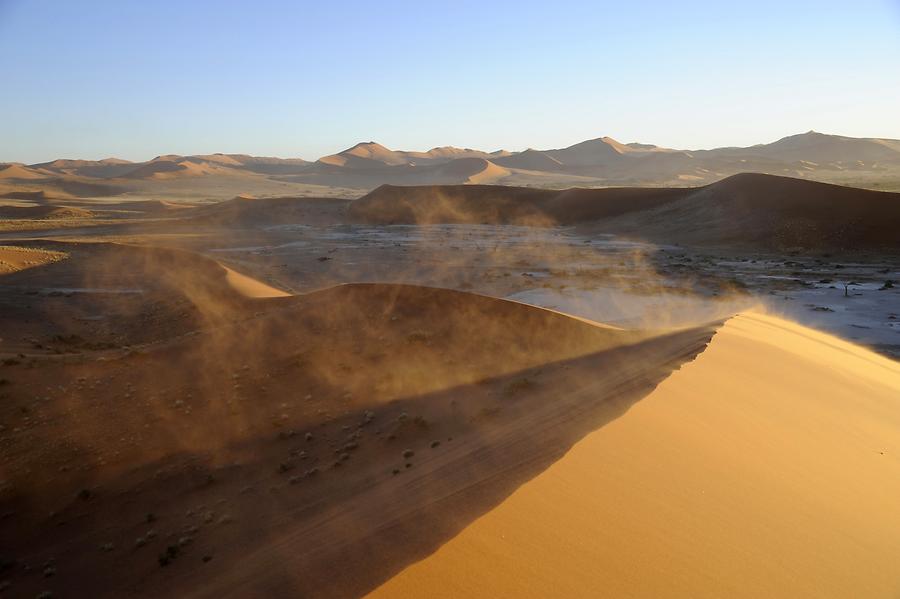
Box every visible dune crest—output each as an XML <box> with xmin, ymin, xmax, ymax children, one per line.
<box><xmin>368</xmin><ymin>311</ymin><xmax>900</xmax><ymax>599</ymax></box>
<box><xmin>0</xmin><ymin>164</ymin><xmax>50</xmax><ymax>180</ymax></box>
<box><xmin>222</xmin><ymin>265</ymin><xmax>290</xmax><ymax>298</ymax></box>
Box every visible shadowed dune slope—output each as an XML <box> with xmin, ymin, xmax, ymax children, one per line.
<box><xmin>348</xmin><ymin>184</ymin><xmax>562</xmax><ymax>225</ymax></box>
<box><xmin>590</xmin><ymin>172</ymin><xmax>900</xmax><ymax>249</ymax></box>
<box><xmin>0</xmin><ymin>190</ymin><xmax>51</xmax><ymax>201</ymax></box>
<box><xmin>0</xmin><ymin>245</ymin><xmax>715</xmax><ymax>598</ymax></box>
<box><xmin>0</xmin><ymin>241</ymin><xmax>265</xmax><ymax>353</ymax></box>
<box><xmin>185</xmin><ymin>195</ymin><xmax>350</xmax><ymax>226</ymax></box>
<box><xmin>368</xmin><ymin>311</ymin><xmax>900</xmax><ymax>599</ymax></box>
<box><xmin>0</xmin><ymin>205</ymin><xmax>94</xmax><ymax>219</ymax></box>
<box><xmin>348</xmin><ymin>173</ymin><xmax>900</xmax><ymax>249</ymax></box>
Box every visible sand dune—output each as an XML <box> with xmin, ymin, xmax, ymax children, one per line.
<box><xmin>189</xmin><ymin>154</ymin><xmax>246</xmax><ymax>167</ymax></box>
<box><xmin>5</xmin><ymin>131</ymin><xmax>900</xmax><ymax>199</ymax></box>
<box><xmin>0</xmin><ymin>241</ymin><xmax>717</xmax><ymax>597</ymax></box>
<box><xmin>346</xmin><ymin>180</ymin><xmax>691</xmax><ymax>226</ymax></box>
<box><xmin>443</xmin><ymin>157</ymin><xmax>510</xmax><ymax>184</ymax></box>
<box><xmin>2</xmin><ymin>211</ymin><xmax>898</xmax><ymax>598</ymax></box>
<box><xmin>216</xmin><ymin>154</ymin><xmax>311</xmax><ymax>175</ymax></box>
<box><xmin>121</xmin><ymin>159</ymin><xmax>249</xmax><ymax>180</ymax></box>
<box><xmin>0</xmin><ymin>205</ymin><xmax>94</xmax><ymax>220</ymax></box>
<box><xmin>0</xmin><ymin>241</ymin><xmax>259</xmax><ymax>353</ymax></box>
<box><xmin>120</xmin><ymin>160</ymin><xmax>188</xmax><ymax>179</ymax></box>
<box><xmin>492</xmin><ymin>149</ymin><xmax>564</xmax><ymax>171</ymax></box>
<box><xmin>721</xmin><ymin>130</ymin><xmax>900</xmax><ymax>164</ymax></box>
<box><xmin>0</xmin><ymin>190</ymin><xmax>50</xmax><ymax>201</ymax></box>
<box><xmin>0</xmin><ymin>246</ymin><xmax>67</xmax><ymax>274</ymax></box>
<box><xmin>545</xmin><ymin>136</ymin><xmax>629</xmax><ymax>167</ymax></box>
<box><xmin>348</xmin><ymin>184</ymin><xmax>558</xmax><ymax>225</ymax></box>
<box><xmin>318</xmin><ymin>142</ymin><xmax>497</xmax><ymax>170</ymax></box>
<box><xmin>223</xmin><ymin>265</ymin><xmax>290</xmax><ymax>298</ymax></box>
<box><xmin>36</xmin><ymin>158</ymin><xmax>132</xmax><ymax>170</ymax></box>
<box><xmin>369</xmin><ymin>311</ymin><xmax>900</xmax><ymax>599</ymax></box>
<box><xmin>419</xmin><ymin>146</ymin><xmax>498</xmax><ymax>161</ymax></box>
<box><xmin>3</xmin><ymin>129</ymin><xmax>900</xmax><ymax>599</ymax></box>
<box><xmin>319</xmin><ymin>142</ymin><xmax>415</xmax><ymax>168</ymax></box>
<box><xmin>33</xmin><ymin>159</ymin><xmax>136</xmax><ymax>179</ymax></box>
<box><xmin>592</xmin><ymin>172</ymin><xmax>900</xmax><ymax>249</ymax></box>
<box><xmin>186</xmin><ymin>194</ymin><xmax>350</xmax><ymax>226</ymax></box>
<box><xmin>98</xmin><ymin>198</ymin><xmax>194</xmax><ymax>213</ymax></box>
<box><xmin>0</xmin><ymin>164</ymin><xmax>51</xmax><ymax>180</ymax></box>
<box><xmin>349</xmin><ymin>173</ymin><xmax>900</xmax><ymax>249</ymax></box>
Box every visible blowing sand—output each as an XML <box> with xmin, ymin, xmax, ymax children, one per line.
<box><xmin>222</xmin><ymin>265</ymin><xmax>290</xmax><ymax>297</ymax></box>
<box><xmin>368</xmin><ymin>311</ymin><xmax>900</xmax><ymax>599</ymax></box>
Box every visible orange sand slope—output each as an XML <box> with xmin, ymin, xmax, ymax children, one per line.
<box><xmin>222</xmin><ymin>265</ymin><xmax>290</xmax><ymax>297</ymax></box>
<box><xmin>369</xmin><ymin>312</ymin><xmax>900</xmax><ymax>599</ymax></box>
<box><xmin>0</xmin><ymin>246</ymin><xmax>67</xmax><ymax>274</ymax></box>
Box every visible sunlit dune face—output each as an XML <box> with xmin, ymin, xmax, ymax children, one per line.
<box><xmin>368</xmin><ymin>312</ymin><xmax>900</xmax><ymax>599</ymax></box>
<box><xmin>0</xmin><ymin>246</ymin><xmax>67</xmax><ymax>275</ymax></box>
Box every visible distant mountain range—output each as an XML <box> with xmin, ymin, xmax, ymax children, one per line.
<box><xmin>3</xmin><ymin>131</ymin><xmax>900</xmax><ymax>198</ymax></box>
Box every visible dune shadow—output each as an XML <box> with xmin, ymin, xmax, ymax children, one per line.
<box><xmin>0</xmin><ymin>269</ymin><xmax>718</xmax><ymax>598</ymax></box>
<box><xmin>182</xmin><ymin>325</ymin><xmax>717</xmax><ymax>598</ymax></box>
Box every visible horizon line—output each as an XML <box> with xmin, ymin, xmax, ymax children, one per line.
<box><xmin>3</xmin><ymin>129</ymin><xmax>895</xmax><ymax>166</ymax></box>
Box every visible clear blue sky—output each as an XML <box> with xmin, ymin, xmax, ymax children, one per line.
<box><xmin>1</xmin><ymin>0</ymin><xmax>899</xmax><ymax>163</ymax></box>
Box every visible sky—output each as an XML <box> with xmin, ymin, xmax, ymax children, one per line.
<box><xmin>1</xmin><ymin>0</ymin><xmax>899</xmax><ymax>163</ymax></box>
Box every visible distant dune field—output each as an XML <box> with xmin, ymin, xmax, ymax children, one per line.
<box><xmin>4</xmin><ymin>131</ymin><xmax>900</xmax><ymax>201</ymax></box>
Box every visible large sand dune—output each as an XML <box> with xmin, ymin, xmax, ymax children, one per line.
<box><xmin>0</xmin><ymin>205</ymin><xmax>94</xmax><ymax>220</ymax></box>
<box><xmin>369</xmin><ymin>311</ymin><xmax>900</xmax><ymax>599</ymax></box>
<box><xmin>590</xmin><ymin>172</ymin><xmax>900</xmax><ymax>249</ymax></box>
<box><xmin>0</xmin><ymin>242</ymin><xmax>718</xmax><ymax>597</ymax></box>
<box><xmin>0</xmin><ymin>164</ymin><xmax>52</xmax><ymax>180</ymax></box>
<box><xmin>349</xmin><ymin>173</ymin><xmax>900</xmax><ymax>249</ymax></box>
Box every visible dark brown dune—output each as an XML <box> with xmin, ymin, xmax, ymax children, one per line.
<box><xmin>349</xmin><ymin>173</ymin><xmax>900</xmax><ymax>249</ymax></box>
<box><xmin>347</xmin><ymin>181</ymin><xmax>690</xmax><ymax>225</ymax></box>
<box><xmin>0</xmin><ymin>242</ymin><xmax>715</xmax><ymax>598</ymax></box>
<box><xmin>347</xmin><ymin>184</ymin><xmax>560</xmax><ymax>225</ymax></box>
<box><xmin>591</xmin><ymin>172</ymin><xmax>900</xmax><ymax>249</ymax></box>
<box><xmin>186</xmin><ymin>195</ymin><xmax>351</xmax><ymax>226</ymax></box>
<box><xmin>0</xmin><ymin>190</ymin><xmax>49</xmax><ymax>201</ymax></box>
<box><xmin>51</xmin><ymin>178</ymin><xmax>127</xmax><ymax>198</ymax></box>
<box><xmin>0</xmin><ymin>205</ymin><xmax>94</xmax><ymax>220</ymax></box>
<box><xmin>0</xmin><ymin>242</ymin><xmax>255</xmax><ymax>353</ymax></box>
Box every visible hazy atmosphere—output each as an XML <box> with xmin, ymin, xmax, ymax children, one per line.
<box><xmin>2</xmin><ymin>2</ymin><xmax>900</xmax><ymax>599</ymax></box>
